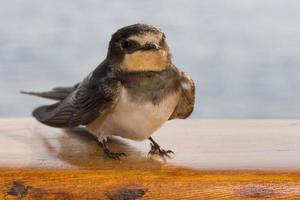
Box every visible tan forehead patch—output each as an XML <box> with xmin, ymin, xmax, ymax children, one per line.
<box><xmin>121</xmin><ymin>49</ymin><xmax>168</xmax><ymax>72</ymax></box>
<box><xmin>128</xmin><ymin>32</ymin><xmax>163</xmax><ymax>46</ymax></box>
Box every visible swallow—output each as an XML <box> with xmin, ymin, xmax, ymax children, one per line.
<box><xmin>22</xmin><ymin>24</ymin><xmax>195</xmax><ymax>160</ymax></box>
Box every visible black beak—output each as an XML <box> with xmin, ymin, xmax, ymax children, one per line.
<box><xmin>141</xmin><ymin>43</ymin><xmax>161</xmax><ymax>51</ymax></box>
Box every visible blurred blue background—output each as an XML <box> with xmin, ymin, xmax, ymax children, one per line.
<box><xmin>0</xmin><ymin>0</ymin><xmax>299</xmax><ymax>118</ymax></box>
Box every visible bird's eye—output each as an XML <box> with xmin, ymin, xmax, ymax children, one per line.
<box><xmin>121</xmin><ymin>40</ymin><xmax>132</xmax><ymax>49</ymax></box>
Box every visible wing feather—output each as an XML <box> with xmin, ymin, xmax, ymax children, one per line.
<box><xmin>169</xmin><ymin>70</ymin><xmax>195</xmax><ymax>120</ymax></box>
<box><xmin>32</xmin><ymin>63</ymin><xmax>120</xmax><ymax>128</ymax></box>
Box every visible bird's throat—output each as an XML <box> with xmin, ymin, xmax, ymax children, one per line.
<box><xmin>121</xmin><ymin>50</ymin><xmax>168</xmax><ymax>72</ymax></box>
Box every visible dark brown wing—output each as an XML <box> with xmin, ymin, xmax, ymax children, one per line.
<box><xmin>32</xmin><ymin>62</ymin><xmax>121</xmax><ymax>128</ymax></box>
<box><xmin>169</xmin><ymin>70</ymin><xmax>195</xmax><ymax>120</ymax></box>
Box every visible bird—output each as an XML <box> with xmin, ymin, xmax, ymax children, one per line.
<box><xmin>21</xmin><ymin>24</ymin><xmax>195</xmax><ymax>160</ymax></box>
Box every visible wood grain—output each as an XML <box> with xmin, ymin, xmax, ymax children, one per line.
<box><xmin>0</xmin><ymin>118</ymin><xmax>300</xmax><ymax>199</ymax></box>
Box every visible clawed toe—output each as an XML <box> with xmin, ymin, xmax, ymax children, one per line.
<box><xmin>149</xmin><ymin>148</ymin><xmax>174</xmax><ymax>158</ymax></box>
<box><xmin>159</xmin><ymin>149</ymin><xmax>174</xmax><ymax>157</ymax></box>
<box><xmin>148</xmin><ymin>141</ymin><xmax>174</xmax><ymax>158</ymax></box>
<box><xmin>104</xmin><ymin>149</ymin><xmax>127</xmax><ymax>160</ymax></box>
<box><xmin>99</xmin><ymin>140</ymin><xmax>126</xmax><ymax>160</ymax></box>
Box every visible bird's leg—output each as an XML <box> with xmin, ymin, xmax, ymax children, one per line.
<box><xmin>99</xmin><ymin>139</ymin><xmax>126</xmax><ymax>160</ymax></box>
<box><xmin>148</xmin><ymin>137</ymin><xmax>174</xmax><ymax>158</ymax></box>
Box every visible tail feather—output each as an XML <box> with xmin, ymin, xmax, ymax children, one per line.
<box><xmin>21</xmin><ymin>86</ymin><xmax>74</xmax><ymax>101</ymax></box>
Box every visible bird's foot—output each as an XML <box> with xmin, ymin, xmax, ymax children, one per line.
<box><xmin>103</xmin><ymin>149</ymin><xmax>126</xmax><ymax>160</ymax></box>
<box><xmin>148</xmin><ymin>137</ymin><xmax>174</xmax><ymax>159</ymax></box>
<box><xmin>99</xmin><ymin>139</ymin><xmax>126</xmax><ymax>160</ymax></box>
<box><xmin>148</xmin><ymin>143</ymin><xmax>174</xmax><ymax>158</ymax></box>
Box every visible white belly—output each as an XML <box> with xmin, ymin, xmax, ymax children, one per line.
<box><xmin>87</xmin><ymin>88</ymin><xmax>179</xmax><ymax>141</ymax></box>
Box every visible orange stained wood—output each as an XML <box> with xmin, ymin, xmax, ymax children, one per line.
<box><xmin>0</xmin><ymin>118</ymin><xmax>300</xmax><ymax>199</ymax></box>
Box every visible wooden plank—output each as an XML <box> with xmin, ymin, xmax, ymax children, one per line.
<box><xmin>0</xmin><ymin>118</ymin><xmax>300</xmax><ymax>199</ymax></box>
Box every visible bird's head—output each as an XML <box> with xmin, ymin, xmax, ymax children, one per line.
<box><xmin>107</xmin><ymin>24</ymin><xmax>171</xmax><ymax>72</ymax></box>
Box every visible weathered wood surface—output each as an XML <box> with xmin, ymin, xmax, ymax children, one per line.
<box><xmin>0</xmin><ymin>118</ymin><xmax>300</xmax><ymax>199</ymax></box>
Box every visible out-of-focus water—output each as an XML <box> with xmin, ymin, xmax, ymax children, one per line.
<box><xmin>0</xmin><ymin>0</ymin><xmax>299</xmax><ymax>118</ymax></box>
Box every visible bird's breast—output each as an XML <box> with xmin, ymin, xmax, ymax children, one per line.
<box><xmin>89</xmin><ymin>87</ymin><xmax>179</xmax><ymax>141</ymax></box>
